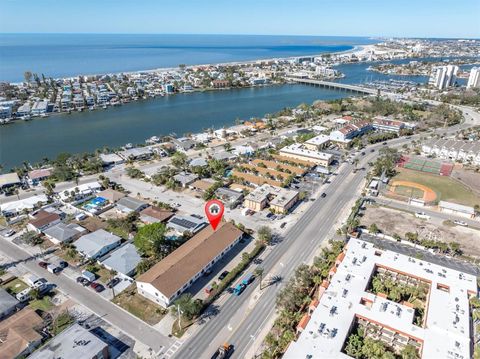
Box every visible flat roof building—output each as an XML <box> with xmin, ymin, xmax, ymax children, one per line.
<box><xmin>244</xmin><ymin>184</ymin><xmax>299</xmax><ymax>214</ymax></box>
<box><xmin>167</xmin><ymin>214</ymin><xmax>206</xmax><ymax>235</ymax></box>
<box><xmin>74</xmin><ymin>229</ymin><xmax>121</xmax><ymax>259</ymax></box>
<box><xmin>304</xmin><ymin>134</ymin><xmax>331</xmax><ymax>150</ymax></box>
<box><xmin>137</xmin><ymin>222</ymin><xmax>243</xmax><ymax>307</ymax></box>
<box><xmin>279</xmin><ymin>143</ymin><xmax>333</xmax><ymax>167</ymax></box>
<box><xmin>101</xmin><ymin>243</ymin><xmax>142</xmax><ymax>277</ymax></box>
<box><xmin>284</xmin><ymin>238</ymin><xmax>477</xmax><ymax>359</ymax></box>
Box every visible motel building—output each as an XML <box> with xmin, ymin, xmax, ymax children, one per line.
<box><xmin>284</xmin><ymin>237</ymin><xmax>477</xmax><ymax>359</ymax></box>
<box><xmin>136</xmin><ymin>222</ymin><xmax>243</xmax><ymax>308</ymax></box>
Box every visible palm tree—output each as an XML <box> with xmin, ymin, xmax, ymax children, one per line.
<box><xmin>255</xmin><ymin>267</ymin><xmax>265</xmax><ymax>290</ymax></box>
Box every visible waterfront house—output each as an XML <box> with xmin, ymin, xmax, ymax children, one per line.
<box><xmin>136</xmin><ymin>222</ymin><xmax>243</xmax><ymax>307</ymax></box>
<box><xmin>0</xmin><ymin>173</ymin><xmax>21</xmax><ymax>189</ymax></box>
<box><xmin>27</xmin><ymin>169</ymin><xmax>52</xmax><ymax>186</ymax></box>
<box><xmin>99</xmin><ymin>153</ymin><xmax>125</xmax><ymax>166</ymax></box>
<box><xmin>74</xmin><ymin>229</ymin><xmax>121</xmax><ymax>259</ymax></box>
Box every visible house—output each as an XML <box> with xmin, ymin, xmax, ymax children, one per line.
<box><xmin>189</xmin><ymin>157</ymin><xmax>208</xmax><ymax>167</ymax></box>
<box><xmin>139</xmin><ymin>206</ymin><xmax>175</xmax><ymax>224</ymax></box>
<box><xmin>211</xmin><ymin>79</ymin><xmax>230</xmax><ymax>88</ymax></box>
<box><xmin>116</xmin><ymin>196</ymin><xmax>149</xmax><ymax>214</ymax></box>
<box><xmin>438</xmin><ymin>201</ymin><xmax>475</xmax><ymax>219</ymax></box>
<box><xmin>99</xmin><ymin>153</ymin><xmax>125</xmax><ymax>166</ymax></box>
<box><xmin>74</xmin><ymin>229</ymin><xmax>121</xmax><ymax>259</ymax></box>
<box><xmin>212</xmin><ymin>150</ymin><xmax>238</xmax><ymax>161</ymax></box>
<box><xmin>0</xmin><ymin>195</ymin><xmax>48</xmax><ymax>217</ymax></box>
<box><xmin>137</xmin><ymin>222</ymin><xmax>243</xmax><ymax>307</ymax></box>
<box><xmin>214</xmin><ymin>187</ymin><xmax>244</xmax><ymax>209</ymax></box>
<box><xmin>190</xmin><ymin>178</ymin><xmax>216</xmax><ymax>193</ymax></box>
<box><xmin>172</xmin><ymin>137</ymin><xmax>197</xmax><ymax>152</ymax></box>
<box><xmin>27</xmin><ymin>169</ymin><xmax>51</xmax><ymax>186</ymax></box>
<box><xmin>96</xmin><ymin>189</ymin><xmax>126</xmax><ymax>203</ymax></box>
<box><xmin>0</xmin><ymin>308</ymin><xmax>44</xmax><ymax>359</ymax></box>
<box><xmin>0</xmin><ymin>288</ymin><xmax>19</xmax><ymax>320</ymax></box>
<box><xmin>27</xmin><ymin>210</ymin><xmax>61</xmax><ymax>233</ymax></box>
<box><xmin>173</xmin><ymin>172</ymin><xmax>198</xmax><ymax>188</ymax></box>
<box><xmin>167</xmin><ymin>214</ymin><xmax>206</xmax><ymax>235</ymax></box>
<box><xmin>118</xmin><ymin>147</ymin><xmax>153</xmax><ymax>161</ymax></box>
<box><xmin>101</xmin><ymin>243</ymin><xmax>142</xmax><ymax>277</ymax></box>
<box><xmin>0</xmin><ymin>173</ymin><xmax>21</xmax><ymax>189</ymax></box>
<box><xmin>59</xmin><ymin>182</ymin><xmax>102</xmax><ymax>202</ymax></box>
<box><xmin>233</xmin><ymin>145</ymin><xmax>255</xmax><ymax>156</ymax></box>
<box><xmin>244</xmin><ymin>184</ymin><xmax>299</xmax><ymax>214</ymax></box>
<box><xmin>29</xmin><ymin>323</ymin><xmax>109</xmax><ymax>359</ymax></box>
<box><xmin>43</xmin><ymin>223</ymin><xmax>86</xmax><ymax>245</ymax></box>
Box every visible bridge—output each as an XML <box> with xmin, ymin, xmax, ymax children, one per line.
<box><xmin>286</xmin><ymin>77</ymin><xmax>379</xmax><ymax>95</ymax></box>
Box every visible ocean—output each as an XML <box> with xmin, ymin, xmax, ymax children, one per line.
<box><xmin>0</xmin><ymin>33</ymin><xmax>376</xmax><ymax>82</ymax></box>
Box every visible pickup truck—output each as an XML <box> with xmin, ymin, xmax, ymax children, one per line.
<box><xmin>242</xmin><ymin>273</ymin><xmax>254</xmax><ymax>286</ymax></box>
<box><xmin>211</xmin><ymin>344</ymin><xmax>234</xmax><ymax>359</ymax></box>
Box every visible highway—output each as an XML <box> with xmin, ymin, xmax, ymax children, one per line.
<box><xmin>174</xmin><ymin>104</ymin><xmax>480</xmax><ymax>359</ymax></box>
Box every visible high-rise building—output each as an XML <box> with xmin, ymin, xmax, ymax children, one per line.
<box><xmin>467</xmin><ymin>67</ymin><xmax>480</xmax><ymax>89</ymax></box>
<box><xmin>429</xmin><ymin>65</ymin><xmax>459</xmax><ymax>89</ymax></box>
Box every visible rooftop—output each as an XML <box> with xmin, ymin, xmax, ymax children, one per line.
<box><xmin>74</xmin><ymin>229</ymin><xmax>121</xmax><ymax>258</ymax></box>
<box><xmin>284</xmin><ymin>238</ymin><xmax>477</xmax><ymax>359</ymax></box>
<box><xmin>0</xmin><ymin>288</ymin><xmax>18</xmax><ymax>315</ymax></box>
<box><xmin>101</xmin><ymin>243</ymin><xmax>142</xmax><ymax>276</ymax></box>
<box><xmin>29</xmin><ymin>323</ymin><xmax>107</xmax><ymax>359</ymax></box>
<box><xmin>305</xmin><ymin>134</ymin><xmax>331</xmax><ymax>146</ymax></box>
<box><xmin>245</xmin><ymin>184</ymin><xmax>298</xmax><ymax>208</ymax></box>
<box><xmin>280</xmin><ymin>143</ymin><xmax>333</xmax><ymax>161</ymax></box>
<box><xmin>96</xmin><ymin>188</ymin><xmax>126</xmax><ymax>203</ymax></box>
<box><xmin>43</xmin><ymin>222</ymin><xmax>85</xmax><ymax>243</ymax></box>
<box><xmin>140</xmin><ymin>206</ymin><xmax>175</xmax><ymax>223</ymax></box>
<box><xmin>167</xmin><ymin>214</ymin><xmax>206</xmax><ymax>233</ymax></box>
<box><xmin>0</xmin><ymin>173</ymin><xmax>20</xmax><ymax>187</ymax></box>
<box><xmin>137</xmin><ymin>222</ymin><xmax>243</xmax><ymax>298</ymax></box>
<box><xmin>116</xmin><ymin>196</ymin><xmax>148</xmax><ymax>211</ymax></box>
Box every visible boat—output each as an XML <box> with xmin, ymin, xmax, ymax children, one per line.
<box><xmin>102</xmin><ymin>105</ymin><xmax>107</xmax><ymax>109</ymax></box>
<box><xmin>40</xmin><ymin>113</ymin><xmax>48</xmax><ymax>118</ymax></box>
<box><xmin>125</xmin><ymin>143</ymin><xmax>133</xmax><ymax>149</ymax></box>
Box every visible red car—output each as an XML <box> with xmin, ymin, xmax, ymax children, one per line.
<box><xmin>90</xmin><ymin>282</ymin><xmax>105</xmax><ymax>292</ymax></box>
<box><xmin>38</xmin><ymin>261</ymin><xmax>49</xmax><ymax>269</ymax></box>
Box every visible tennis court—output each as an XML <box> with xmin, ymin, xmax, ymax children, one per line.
<box><xmin>398</xmin><ymin>156</ymin><xmax>453</xmax><ymax>176</ymax></box>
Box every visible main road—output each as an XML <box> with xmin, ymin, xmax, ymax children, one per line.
<box><xmin>174</xmin><ymin>104</ymin><xmax>480</xmax><ymax>359</ymax></box>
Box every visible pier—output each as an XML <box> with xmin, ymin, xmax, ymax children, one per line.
<box><xmin>286</xmin><ymin>77</ymin><xmax>379</xmax><ymax>95</ymax></box>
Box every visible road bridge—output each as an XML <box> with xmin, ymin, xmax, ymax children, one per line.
<box><xmin>286</xmin><ymin>76</ymin><xmax>379</xmax><ymax>95</ymax></box>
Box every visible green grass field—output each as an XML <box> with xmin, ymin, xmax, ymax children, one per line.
<box><xmin>393</xmin><ymin>169</ymin><xmax>480</xmax><ymax>207</ymax></box>
<box><xmin>2</xmin><ymin>278</ymin><xmax>28</xmax><ymax>295</ymax></box>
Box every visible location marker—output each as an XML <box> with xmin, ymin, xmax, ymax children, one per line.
<box><xmin>205</xmin><ymin>199</ymin><xmax>224</xmax><ymax>231</ymax></box>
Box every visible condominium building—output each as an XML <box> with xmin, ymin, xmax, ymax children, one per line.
<box><xmin>467</xmin><ymin>67</ymin><xmax>480</xmax><ymax>89</ymax></box>
<box><xmin>429</xmin><ymin>65</ymin><xmax>458</xmax><ymax>90</ymax></box>
<box><xmin>421</xmin><ymin>138</ymin><xmax>480</xmax><ymax>165</ymax></box>
<box><xmin>284</xmin><ymin>238</ymin><xmax>477</xmax><ymax>359</ymax></box>
<box><xmin>279</xmin><ymin>143</ymin><xmax>333</xmax><ymax>167</ymax></box>
<box><xmin>244</xmin><ymin>184</ymin><xmax>299</xmax><ymax>214</ymax></box>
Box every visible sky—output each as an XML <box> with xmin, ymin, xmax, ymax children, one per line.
<box><xmin>0</xmin><ymin>0</ymin><xmax>479</xmax><ymax>38</ymax></box>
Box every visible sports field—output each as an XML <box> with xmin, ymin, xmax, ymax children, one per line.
<box><xmin>392</xmin><ymin>168</ymin><xmax>480</xmax><ymax>207</ymax></box>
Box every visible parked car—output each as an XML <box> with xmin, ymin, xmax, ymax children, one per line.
<box><xmin>218</xmin><ymin>271</ymin><xmax>229</xmax><ymax>281</ymax></box>
<box><xmin>107</xmin><ymin>277</ymin><xmax>121</xmax><ymax>288</ymax></box>
<box><xmin>47</xmin><ymin>264</ymin><xmax>61</xmax><ymax>274</ymax></box>
<box><xmin>203</xmin><ymin>269</ymin><xmax>212</xmax><ymax>277</ymax></box>
<box><xmin>92</xmin><ymin>283</ymin><xmax>105</xmax><ymax>292</ymax></box>
<box><xmin>4</xmin><ymin>229</ymin><xmax>15</xmax><ymax>237</ymax></box>
<box><xmin>370</xmin><ymin>149</ymin><xmax>375</xmax><ymax>153</ymax></box>
<box><xmin>58</xmin><ymin>261</ymin><xmax>68</xmax><ymax>269</ymax></box>
<box><xmin>414</xmin><ymin>212</ymin><xmax>430</xmax><ymax>220</ymax></box>
<box><xmin>321</xmin><ymin>193</ymin><xmax>327</xmax><ymax>198</ymax></box>
<box><xmin>454</xmin><ymin>220</ymin><xmax>468</xmax><ymax>227</ymax></box>
<box><xmin>280</xmin><ymin>222</ymin><xmax>287</xmax><ymax>229</ymax></box>
<box><xmin>38</xmin><ymin>261</ymin><xmax>49</xmax><ymax>269</ymax></box>
<box><xmin>76</xmin><ymin>277</ymin><xmax>90</xmax><ymax>286</ymax></box>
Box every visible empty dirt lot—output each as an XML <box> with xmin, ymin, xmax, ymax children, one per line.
<box><xmin>360</xmin><ymin>205</ymin><xmax>480</xmax><ymax>258</ymax></box>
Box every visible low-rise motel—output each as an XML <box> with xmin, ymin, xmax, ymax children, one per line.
<box><xmin>284</xmin><ymin>237</ymin><xmax>477</xmax><ymax>359</ymax></box>
<box><xmin>136</xmin><ymin>222</ymin><xmax>243</xmax><ymax>308</ymax></box>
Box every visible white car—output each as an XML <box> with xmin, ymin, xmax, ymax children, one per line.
<box><xmin>414</xmin><ymin>212</ymin><xmax>430</xmax><ymax>220</ymax></box>
<box><xmin>4</xmin><ymin>229</ymin><xmax>15</xmax><ymax>237</ymax></box>
<box><xmin>454</xmin><ymin>220</ymin><xmax>468</xmax><ymax>227</ymax></box>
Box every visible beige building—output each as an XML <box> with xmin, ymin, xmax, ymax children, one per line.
<box><xmin>244</xmin><ymin>184</ymin><xmax>299</xmax><ymax>214</ymax></box>
<box><xmin>304</xmin><ymin>134</ymin><xmax>330</xmax><ymax>151</ymax></box>
<box><xmin>279</xmin><ymin>143</ymin><xmax>333</xmax><ymax>167</ymax></box>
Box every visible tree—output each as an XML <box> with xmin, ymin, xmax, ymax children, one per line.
<box><xmin>344</xmin><ymin>333</ymin><xmax>363</xmax><ymax>358</ymax></box>
<box><xmin>29</xmin><ymin>287</ymin><xmax>42</xmax><ymax>300</ymax></box>
<box><xmin>136</xmin><ymin>258</ymin><xmax>156</xmax><ymax>274</ymax></box>
<box><xmin>400</xmin><ymin>344</ymin><xmax>419</xmax><ymax>359</ymax></box>
<box><xmin>133</xmin><ymin>223</ymin><xmax>168</xmax><ymax>258</ymax></box>
<box><xmin>42</xmin><ymin>180</ymin><xmax>56</xmax><ymax>197</ymax></box>
<box><xmin>171</xmin><ymin>293</ymin><xmax>202</xmax><ymax>322</ymax></box>
<box><xmin>24</xmin><ymin>71</ymin><xmax>33</xmax><ymax>83</ymax></box>
<box><xmin>171</xmin><ymin>151</ymin><xmax>188</xmax><ymax>169</ymax></box>
<box><xmin>255</xmin><ymin>267</ymin><xmax>265</xmax><ymax>290</ymax></box>
<box><xmin>368</xmin><ymin>223</ymin><xmax>380</xmax><ymax>234</ymax></box>
<box><xmin>257</xmin><ymin>226</ymin><xmax>273</xmax><ymax>245</ymax></box>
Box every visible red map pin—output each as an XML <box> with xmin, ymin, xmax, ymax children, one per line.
<box><xmin>205</xmin><ymin>199</ymin><xmax>224</xmax><ymax>231</ymax></box>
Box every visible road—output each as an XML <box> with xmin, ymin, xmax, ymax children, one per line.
<box><xmin>0</xmin><ymin>237</ymin><xmax>174</xmax><ymax>355</ymax></box>
<box><xmin>174</xmin><ymin>105</ymin><xmax>480</xmax><ymax>359</ymax></box>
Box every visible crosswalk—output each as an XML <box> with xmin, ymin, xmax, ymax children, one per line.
<box><xmin>162</xmin><ymin>340</ymin><xmax>183</xmax><ymax>359</ymax></box>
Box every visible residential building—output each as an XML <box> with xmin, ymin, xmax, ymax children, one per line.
<box><xmin>96</xmin><ymin>189</ymin><xmax>126</xmax><ymax>203</ymax></box>
<box><xmin>30</xmin><ymin>323</ymin><xmax>109</xmax><ymax>359</ymax></box>
<box><xmin>167</xmin><ymin>214</ymin><xmax>206</xmax><ymax>235</ymax></box>
<box><xmin>304</xmin><ymin>134</ymin><xmax>330</xmax><ymax>150</ymax></box>
<box><xmin>244</xmin><ymin>184</ymin><xmax>299</xmax><ymax>214</ymax></box>
<box><xmin>372</xmin><ymin>116</ymin><xmax>406</xmax><ymax>133</ymax></box>
<box><xmin>284</xmin><ymin>238</ymin><xmax>477</xmax><ymax>359</ymax></box>
<box><xmin>189</xmin><ymin>157</ymin><xmax>208</xmax><ymax>167</ymax></box>
<box><xmin>118</xmin><ymin>147</ymin><xmax>153</xmax><ymax>161</ymax></box>
<box><xmin>438</xmin><ymin>201</ymin><xmax>475</xmax><ymax>219</ymax></box>
<box><xmin>0</xmin><ymin>195</ymin><xmax>48</xmax><ymax>216</ymax></box>
<box><xmin>99</xmin><ymin>153</ymin><xmax>125</xmax><ymax>166</ymax></box>
<box><xmin>190</xmin><ymin>178</ymin><xmax>216</xmax><ymax>193</ymax></box>
<box><xmin>173</xmin><ymin>137</ymin><xmax>197</xmax><ymax>152</ymax></box>
<box><xmin>279</xmin><ymin>143</ymin><xmax>333</xmax><ymax>167</ymax></box>
<box><xmin>27</xmin><ymin>210</ymin><xmax>61</xmax><ymax>233</ymax></box>
<box><xmin>329</xmin><ymin>121</ymin><xmax>373</xmax><ymax>144</ymax></box>
<box><xmin>27</xmin><ymin>169</ymin><xmax>51</xmax><ymax>186</ymax></box>
<box><xmin>31</xmin><ymin>100</ymin><xmax>48</xmax><ymax>116</ymax></box>
<box><xmin>0</xmin><ymin>288</ymin><xmax>19</xmax><ymax>320</ymax></box>
<box><xmin>0</xmin><ymin>172</ymin><xmax>21</xmax><ymax>189</ymax></box>
<box><xmin>421</xmin><ymin>138</ymin><xmax>480</xmax><ymax>165</ymax></box>
<box><xmin>173</xmin><ymin>172</ymin><xmax>199</xmax><ymax>188</ymax></box>
<box><xmin>467</xmin><ymin>67</ymin><xmax>480</xmax><ymax>89</ymax></box>
<box><xmin>0</xmin><ymin>308</ymin><xmax>44</xmax><ymax>359</ymax></box>
<box><xmin>139</xmin><ymin>206</ymin><xmax>175</xmax><ymax>224</ymax></box>
<box><xmin>43</xmin><ymin>222</ymin><xmax>86</xmax><ymax>245</ymax></box>
<box><xmin>74</xmin><ymin>229</ymin><xmax>121</xmax><ymax>259</ymax></box>
<box><xmin>429</xmin><ymin>65</ymin><xmax>459</xmax><ymax>90</ymax></box>
<box><xmin>211</xmin><ymin>79</ymin><xmax>230</xmax><ymax>88</ymax></box>
<box><xmin>101</xmin><ymin>243</ymin><xmax>142</xmax><ymax>277</ymax></box>
<box><xmin>115</xmin><ymin>196</ymin><xmax>149</xmax><ymax>214</ymax></box>
<box><xmin>0</xmin><ymin>105</ymin><xmax>12</xmax><ymax>119</ymax></box>
<box><xmin>215</xmin><ymin>187</ymin><xmax>244</xmax><ymax>209</ymax></box>
<box><xmin>137</xmin><ymin>222</ymin><xmax>243</xmax><ymax>307</ymax></box>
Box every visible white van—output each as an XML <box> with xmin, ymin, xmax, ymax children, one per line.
<box><xmin>16</xmin><ymin>288</ymin><xmax>31</xmax><ymax>302</ymax></box>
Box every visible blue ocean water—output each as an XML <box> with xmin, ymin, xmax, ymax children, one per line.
<box><xmin>0</xmin><ymin>33</ymin><xmax>376</xmax><ymax>82</ymax></box>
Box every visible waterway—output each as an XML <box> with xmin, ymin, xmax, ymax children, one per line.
<box><xmin>0</xmin><ymin>56</ymin><xmax>475</xmax><ymax>171</ymax></box>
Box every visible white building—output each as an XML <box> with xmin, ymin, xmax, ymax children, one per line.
<box><xmin>31</xmin><ymin>100</ymin><xmax>48</xmax><ymax>116</ymax></box>
<box><xmin>279</xmin><ymin>143</ymin><xmax>333</xmax><ymax>167</ymax></box>
<box><xmin>467</xmin><ymin>67</ymin><xmax>480</xmax><ymax>89</ymax></box>
<box><xmin>429</xmin><ymin>65</ymin><xmax>459</xmax><ymax>90</ymax></box>
<box><xmin>284</xmin><ymin>238</ymin><xmax>477</xmax><ymax>359</ymax></box>
<box><xmin>422</xmin><ymin>138</ymin><xmax>480</xmax><ymax>165</ymax></box>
